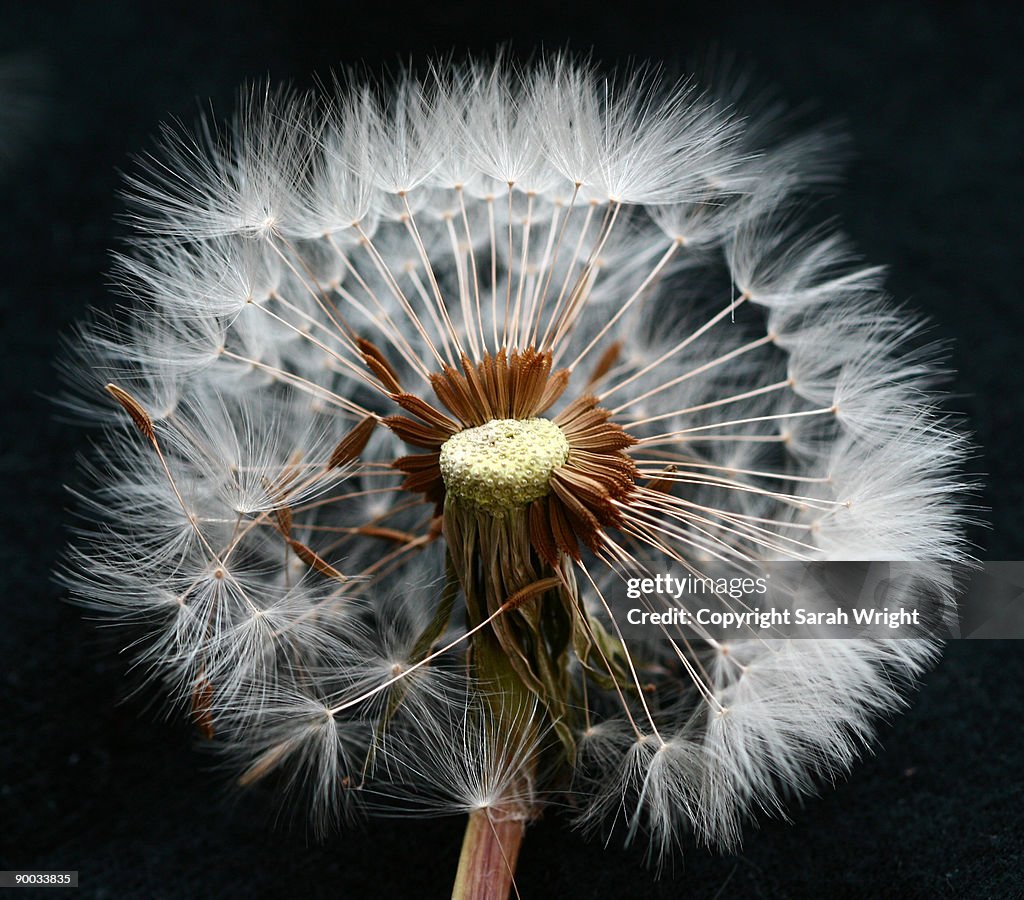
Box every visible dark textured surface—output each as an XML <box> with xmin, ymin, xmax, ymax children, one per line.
<box><xmin>1</xmin><ymin>2</ymin><xmax>1021</xmax><ymax>897</ymax></box>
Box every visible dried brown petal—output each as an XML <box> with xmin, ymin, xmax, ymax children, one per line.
<box><xmin>391</xmin><ymin>393</ymin><xmax>458</xmax><ymax>435</ymax></box>
<box><xmin>105</xmin><ymin>383</ymin><xmax>155</xmax><ymax>442</ymax></box>
<box><xmin>501</xmin><ymin>576</ymin><xmax>562</xmax><ymax>611</ymax></box>
<box><xmin>528</xmin><ymin>498</ymin><xmax>558</xmax><ymax>567</ymax></box>
<box><xmin>356</xmin><ymin>337</ymin><xmax>402</xmax><ymax>393</ymax></box>
<box><xmin>328</xmin><ymin>416</ymin><xmax>377</xmax><ymax>468</ymax></box>
<box><xmin>190</xmin><ymin>677</ymin><xmax>215</xmax><ymax>740</ymax></box>
<box><xmin>274</xmin><ymin>504</ymin><xmax>293</xmax><ymax>537</ymax></box>
<box><xmin>586</xmin><ymin>341</ymin><xmax>622</xmax><ymax>387</ymax></box>
<box><xmin>384</xmin><ymin>415</ymin><xmax>448</xmax><ymax>449</ymax></box>
<box><xmin>288</xmin><ymin>539</ymin><xmax>346</xmax><ymax>581</ymax></box>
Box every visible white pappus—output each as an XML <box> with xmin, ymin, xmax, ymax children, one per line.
<box><xmin>60</xmin><ymin>51</ymin><xmax>973</xmax><ymax>892</ymax></box>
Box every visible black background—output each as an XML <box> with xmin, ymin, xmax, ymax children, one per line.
<box><xmin>1</xmin><ymin>1</ymin><xmax>1021</xmax><ymax>897</ymax></box>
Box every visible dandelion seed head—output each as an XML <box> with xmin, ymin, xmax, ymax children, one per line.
<box><xmin>60</xmin><ymin>50</ymin><xmax>974</xmax><ymax>868</ymax></box>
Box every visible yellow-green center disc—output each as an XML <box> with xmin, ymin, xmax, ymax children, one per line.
<box><xmin>439</xmin><ymin>418</ymin><xmax>569</xmax><ymax>515</ymax></box>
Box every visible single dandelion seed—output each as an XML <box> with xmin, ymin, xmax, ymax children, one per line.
<box><xmin>60</xmin><ymin>52</ymin><xmax>972</xmax><ymax>899</ymax></box>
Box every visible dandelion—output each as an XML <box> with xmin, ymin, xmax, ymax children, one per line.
<box><xmin>61</xmin><ymin>53</ymin><xmax>970</xmax><ymax>898</ymax></box>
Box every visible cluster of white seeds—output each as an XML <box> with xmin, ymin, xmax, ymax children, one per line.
<box><xmin>59</xmin><ymin>54</ymin><xmax>971</xmax><ymax>860</ymax></box>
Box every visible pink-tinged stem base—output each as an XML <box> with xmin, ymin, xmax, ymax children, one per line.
<box><xmin>451</xmin><ymin>808</ymin><xmax>527</xmax><ymax>900</ymax></box>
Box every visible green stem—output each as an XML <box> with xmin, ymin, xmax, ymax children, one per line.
<box><xmin>451</xmin><ymin>806</ymin><xmax>527</xmax><ymax>900</ymax></box>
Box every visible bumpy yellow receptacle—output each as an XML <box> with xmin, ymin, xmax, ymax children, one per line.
<box><xmin>439</xmin><ymin>418</ymin><xmax>569</xmax><ymax>515</ymax></box>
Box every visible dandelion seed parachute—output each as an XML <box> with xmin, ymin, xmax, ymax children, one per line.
<box><xmin>61</xmin><ymin>52</ymin><xmax>970</xmax><ymax>872</ymax></box>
